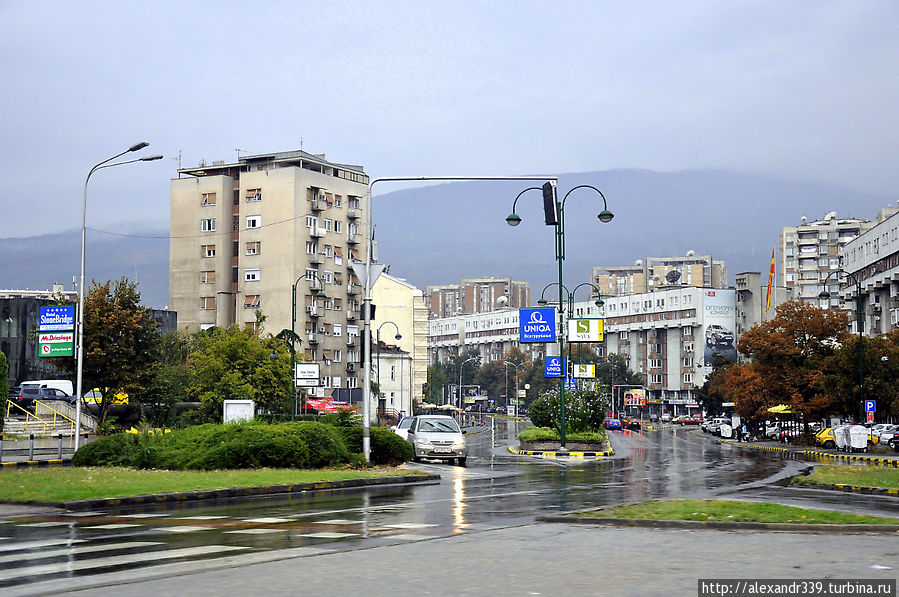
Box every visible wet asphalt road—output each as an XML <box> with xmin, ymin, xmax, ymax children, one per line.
<box><xmin>3</xmin><ymin>419</ymin><xmax>898</xmax><ymax>595</ymax></box>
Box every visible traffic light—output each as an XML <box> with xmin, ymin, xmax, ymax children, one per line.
<box><xmin>542</xmin><ymin>182</ymin><xmax>558</xmax><ymax>226</ymax></box>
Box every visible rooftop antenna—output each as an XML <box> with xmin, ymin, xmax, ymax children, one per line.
<box><xmin>300</xmin><ymin>137</ymin><xmax>303</xmax><ymax>152</ymax></box>
<box><xmin>235</xmin><ymin>148</ymin><xmax>249</xmax><ymax>161</ymax></box>
<box><xmin>169</xmin><ymin>150</ymin><xmax>182</xmax><ymax>175</ymax></box>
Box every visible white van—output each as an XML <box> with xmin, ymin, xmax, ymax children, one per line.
<box><xmin>20</xmin><ymin>379</ymin><xmax>74</xmax><ymax>396</ymax></box>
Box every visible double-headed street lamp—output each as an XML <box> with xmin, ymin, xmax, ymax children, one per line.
<box><xmin>287</xmin><ymin>273</ymin><xmax>326</xmax><ymax>419</ymax></box>
<box><xmin>376</xmin><ymin>321</ymin><xmax>402</xmax><ymax>423</ymax></box>
<box><xmin>75</xmin><ymin>143</ymin><xmax>162</xmax><ymax>450</ymax></box>
<box><xmin>507</xmin><ymin>184</ymin><xmax>613</xmax><ymax>450</ymax></box>
<box><xmin>458</xmin><ymin>356</ymin><xmax>478</xmax><ymax>410</ymax></box>
<box><xmin>819</xmin><ymin>269</ymin><xmax>865</xmax><ymax>419</ymax></box>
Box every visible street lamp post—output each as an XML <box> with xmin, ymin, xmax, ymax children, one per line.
<box><xmin>458</xmin><ymin>356</ymin><xmax>477</xmax><ymax>411</ymax></box>
<box><xmin>361</xmin><ymin>175</ymin><xmax>557</xmax><ymax>462</ymax></box>
<box><xmin>503</xmin><ymin>360</ymin><xmax>523</xmax><ymax>416</ymax></box>
<box><xmin>819</xmin><ymin>269</ymin><xmax>865</xmax><ymax>420</ymax></box>
<box><xmin>288</xmin><ymin>274</ymin><xmax>324</xmax><ymax>419</ymax></box>
<box><xmin>507</xmin><ymin>185</ymin><xmax>613</xmax><ymax>450</ymax></box>
<box><xmin>75</xmin><ymin>143</ymin><xmax>162</xmax><ymax>450</ymax></box>
<box><xmin>376</xmin><ymin>321</ymin><xmax>402</xmax><ymax>425</ymax></box>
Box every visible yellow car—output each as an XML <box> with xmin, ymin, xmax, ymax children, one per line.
<box><xmin>815</xmin><ymin>426</ymin><xmax>878</xmax><ymax>449</ymax></box>
<box><xmin>83</xmin><ymin>389</ymin><xmax>129</xmax><ymax>405</ymax></box>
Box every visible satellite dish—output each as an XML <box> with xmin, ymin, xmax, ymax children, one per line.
<box><xmin>653</xmin><ymin>275</ymin><xmax>660</xmax><ymax>281</ymax></box>
<box><xmin>665</xmin><ymin>270</ymin><xmax>682</xmax><ymax>284</ymax></box>
<box><xmin>635</xmin><ymin>259</ymin><xmax>643</xmax><ymax>266</ymax></box>
<box><xmin>686</xmin><ymin>250</ymin><xmax>695</xmax><ymax>257</ymax></box>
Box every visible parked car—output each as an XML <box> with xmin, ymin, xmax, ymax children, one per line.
<box><xmin>673</xmin><ymin>415</ymin><xmax>700</xmax><ymax>425</ymax></box>
<box><xmin>705</xmin><ymin>324</ymin><xmax>734</xmax><ymax>347</ymax></box>
<box><xmin>888</xmin><ymin>436</ymin><xmax>899</xmax><ymax>452</ymax></box>
<box><xmin>390</xmin><ymin>417</ymin><xmax>413</xmax><ymax>441</ymax></box>
<box><xmin>660</xmin><ymin>413</ymin><xmax>672</xmax><ymax>423</ymax></box>
<box><xmin>12</xmin><ymin>386</ymin><xmax>77</xmax><ymax>410</ymax></box>
<box><xmin>702</xmin><ymin>417</ymin><xmax>729</xmax><ymax>433</ymax></box>
<box><xmin>692</xmin><ymin>414</ymin><xmax>704</xmax><ymax>424</ymax></box>
<box><xmin>406</xmin><ymin>415</ymin><xmax>467</xmax><ymax>465</ymax></box>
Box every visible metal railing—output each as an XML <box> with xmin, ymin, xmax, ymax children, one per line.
<box><xmin>5</xmin><ymin>400</ymin><xmax>77</xmax><ymax>435</ymax></box>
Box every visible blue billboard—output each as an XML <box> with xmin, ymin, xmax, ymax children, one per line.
<box><xmin>545</xmin><ymin>356</ymin><xmax>565</xmax><ymax>378</ymax></box>
<box><xmin>40</xmin><ymin>305</ymin><xmax>75</xmax><ymax>331</ymax></box>
<box><xmin>519</xmin><ymin>307</ymin><xmax>556</xmax><ymax>343</ymax></box>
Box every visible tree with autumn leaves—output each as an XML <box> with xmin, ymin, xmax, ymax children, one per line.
<box><xmin>715</xmin><ymin>300</ymin><xmax>899</xmax><ymax>424</ymax></box>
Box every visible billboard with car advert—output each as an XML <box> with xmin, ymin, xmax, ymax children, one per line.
<box><xmin>624</xmin><ymin>388</ymin><xmax>646</xmax><ymax>407</ymax></box>
<box><xmin>701</xmin><ymin>289</ymin><xmax>736</xmax><ymax>364</ymax></box>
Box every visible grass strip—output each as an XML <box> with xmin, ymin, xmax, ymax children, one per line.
<box><xmin>795</xmin><ymin>464</ymin><xmax>899</xmax><ymax>489</ymax></box>
<box><xmin>0</xmin><ymin>466</ymin><xmax>423</xmax><ymax>503</ymax></box>
<box><xmin>579</xmin><ymin>499</ymin><xmax>899</xmax><ymax>525</ymax></box>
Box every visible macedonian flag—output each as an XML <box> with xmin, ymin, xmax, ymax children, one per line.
<box><xmin>765</xmin><ymin>247</ymin><xmax>775</xmax><ymax>312</ymax></box>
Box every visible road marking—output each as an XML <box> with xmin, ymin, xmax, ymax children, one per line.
<box><xmin>383</xmin><ymin>523</ymin><xmax>438</xmax><ymax>529</ymax></box>
<box><xmin>174</xmin><ymin>515</ymin><xmax>228</xmax><ymax>520</ymax></box>
<box><xmin>82</xmin><ymin>524</ymin><xmax>143</xmax><ymax>529</ymax></box>
<box><xmin>225</xmin><ymin>528</ymin><xmax>286</xmax><ymax>534</ymax></box>
<box><xmin>0</xmin><ymin>545</ymin><xmax>249</xmax><ymax>582</ymax></box>
<box><xmin>60</xmin><ymin>511</ymin><xmax>106</xmax><ymax>517</ymax></box>
<box><xmin>313</xmin><ymin>519</ymin><xmax>361</xmax><ymax>525</ymax></box>
<box><xmin>298</xmin><ymin>532</ymin><xmax>359</xmax><ymax>539</ymax></box>
<box><xmin>115</xmin><ymin>513</ymin><xmax>170</xmax><ymax>519</ymax></box>
<box><xmin>155</xmin><ymin>526</ymin><xmax>216</xmax><ymax>533</ymax></box>
<box><xmin>0</xmin><ymin>541</ymin><xmax>162</xmax><ymax>565</ymax></box>
<box><xmin>0</xmin><ymin>538</ymin><xmax>86</xmax><ymax>552</ymax></box>
<box><xmin>17</xmin><ymin>522</ymin><xmax>72</xmax><ymax>528</ymax></box>
<box><xmin>241</xmin><ymin>517</ymin><xmax>292</xmax><ymax>523</ymax></box>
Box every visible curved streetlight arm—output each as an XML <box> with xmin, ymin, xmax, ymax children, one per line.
<box><xmin>75</xmin><ymin>142</ymin><xmax>154</xmax><ymax>451</ymax></box>
<box><xmin>505</xmin><ymin>186</ymin><xmax>544</xmax><ymax>224</ymax></box>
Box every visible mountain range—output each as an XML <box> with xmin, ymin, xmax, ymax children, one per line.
<box><xmin>1</xmin><ymin>169</ymin><xmax>893</xmax><ymax>309</ymax></box>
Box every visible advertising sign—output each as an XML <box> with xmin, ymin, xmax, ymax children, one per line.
<box><xmin>701</xmin><ymin>289</ymin><xmax>737</xmax><ymax>365</ymax></box>
<box><xmin>519</xmin><ymin>308</ymin><xmax>556</xmax><ymax>343</ymax></box>
<box><xmin>567</xmin><ymin>318</ymin><xmax>604</xmax><ymax>343</ymax></box>
<box><xmin>39</xmin><ymin>306</ymin><xmax>75</xmax><ymax>331</ymax></box>
<box><xmin>544</xmin><ymin>356</ymin><xmax>563</xmax><ymax>378</ymax></box>
<box><xmin>624</xmin><ymin>388</ymin><xmax>646</xmax><ymax>407</ymax></box>
<box><xmin>38</xmin><ymin>332</ymin><xmax>75</xmax><ymax>357</ymax></box>
<box><xmin>295</xmin><ymin>362</ymin><xmax>321</xmax><ymax>387</ymax></box>
<box><xmin>572</xmin><ymin>363</ymin><xmax>595</xmax><ymax>378</ymax></box>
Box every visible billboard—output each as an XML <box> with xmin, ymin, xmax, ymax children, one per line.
<box><xmin>567</xmin><ymin>318</ymin><xmax>604</xmax><ymax>342</ymax></box>
<box><xmin>701</xmin><ymin>289</ymin><xmax>737</xmax><ymax>365</ymax></box>
<box><xmin>624</xmin><ymin>388</ymin><xmax>646</xmax><ymax>407</ymax></box>
<box><xmin>519</xmin><ymin>308</ymin><xmax>556</xmax><ymax>343</ymax></box>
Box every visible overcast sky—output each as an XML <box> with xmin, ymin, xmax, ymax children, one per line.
<box><xmin>2</xmin><ymin>0</ymin><xmax>897</xmax><ymax>238</ymax></box>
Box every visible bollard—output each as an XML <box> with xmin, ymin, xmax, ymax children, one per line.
<box><xmin>0</xmin><ymin>436</ymin><xmax>3</xmax><ymax>462</ymax></box>
<box><xmin>29</xmin><ymin>434</ymin><xmax>35</xmax><ymax>460</ymax></box>
<box><xmin>58</xmin><ymin>433</ymin><xmax>63</xmax><ymax>459</ymax></box>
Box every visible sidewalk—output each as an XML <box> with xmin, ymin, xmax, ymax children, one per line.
<box><xmin>697</xmin><ymin>431</ymin><xmax>899</xmax><ymax>466</ymax></box>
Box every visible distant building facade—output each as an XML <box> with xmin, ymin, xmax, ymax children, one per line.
<box><xmin>592</xmin><ymin>253</ymin><xmax>728</xmax><ymax>297</ymax></box>
<box><xmin>839</xmin><ymin>205</ymin><xmax>899</xmax><ymax>336</ymax></box>
<box><xmin>426</xmin><ymin>277</ymin><xmax>530</xmax><ymax>318</ymax></box>
<box><xmin>734</xmin><ymin>271</ymin><xmax>793</xmax><ymax>338</ymax></box>
<box><xmin>780</xmin><ymin>212</ymin><xmax>878</xmax><ymax>306</ymax></box>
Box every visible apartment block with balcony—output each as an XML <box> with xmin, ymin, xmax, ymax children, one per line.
<box><xmin>426</xmin><ymin>277</ymin><xmax>530</xmax><ymax>318</ymax></box>
<box><xmin>169</xmin><ymin>149</ymin><xmax>369</xmax><ymax>397</ymax></box>
<box><xmin>592</xmin><ymin>252</ymin><xmax>728</xmax><ymax>297</ymax></box>
<box><xmin>839</xmin><ymin>205</ymin><xmax>899</xmax><ymax>336</ymax></box>
<box><xmin>780</xmin><ymin>212</ymin><xmax>877</xmax><ymax>306</ymax></box>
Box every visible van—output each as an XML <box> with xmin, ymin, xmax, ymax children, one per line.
<box><xmin>20</xmin><ymin>379</ymin><xmax>74</xmax><ymax>396</ymax></box>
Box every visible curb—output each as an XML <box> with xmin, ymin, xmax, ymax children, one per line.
<box><xmin>508</xmin><ymin>445</ymin><xmax>614</xmax><ymax>459</ymax></box>
<box><xmin>21</xmin><ymin>474</ymin><xmax>441</xmax><ymax>511</ymax></box>
<box><xmin>796</xmin><ymin>481</ymin><xmax>899</xmax><ymax>497</ymax></box>
<box><xmin>1</xmin><ymin>459</ymin><xmax>71</xmax><ymax>468</ymax></box>
<box><xmin>536</xmin><ymin>514</ymin><xmax>899</xmax><ymax>533</ymax></box>
<box><xmin>695</xmin><ymin>431</ymin><xmax>899</xmax><ymax>467</ymax></box>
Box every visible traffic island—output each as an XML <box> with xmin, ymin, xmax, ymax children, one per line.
<box><xmin>509</xmin><ymin>445</ymin><xmax>614</xmax><ymax>459</ymax></box>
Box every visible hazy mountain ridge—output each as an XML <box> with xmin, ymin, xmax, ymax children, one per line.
<box><xmin>1</xmin><ymin>169</ymin><xmax>893</xmax><ymax>309</ymax></box>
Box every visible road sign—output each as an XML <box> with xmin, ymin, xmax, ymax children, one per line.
<box><xmin>39</xmin><ymin>305</ymin><xmax>75</xmax><ymax>331</ymax></box>
<box><xmin>295</xmin><ymin>362</ymin><xmax>321</xmax><ymax>387</ymax></box>
<box><xmin>864</xmin><ymin>400</ymin><xmax>876</xmax><ymax>412</ymax></box>
<box><xmin>545</xmin><ymin>356</ymin><xmax>563</xmax><ymax>377</ymax></box>
<box><xmin>866</xmin><ymin>411</ymin><xmax>875</xmax><ymax>423</ymax></box>
<box><xmin>567</xmin><ymin>318</ymin><xmax>604</xmax><ymax>342</ymax></box>
<box><xmin>564</xmin><ymin>377</ymin><xmax>577</xmax><ymax>390</ymax></box>
<box><xmin>572</xmin><ymin>363</ymin><xmax>595</xmax><ymax>378</ymax></box>
<box><xmin>38</xmin><ymin>331</ymin><xmax>74</xmax><ymax>357</ymax></box>
<box><xmin>519</xmin><ymin>308</ymin><xmax>556</xmax><ymax>343</ymax></box>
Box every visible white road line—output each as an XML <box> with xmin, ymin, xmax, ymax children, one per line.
<box><xmin>225</xmin><ymin>529</ymin><xmax>286</xmax><ymax>535</ymax></box>
<box><xmin>0</xmin><ymin>538</ymin><xmax>86</xmax><ymax>553</ymax></box>
<box><xmin>313</xmin><ymin>519</ymin><xmax>361</xmax><ymax>525</ymax></box>
<box><xmin>0</xmin><ymin>541</ymin><xmax>162</xmax><ymax>565</ymax></box>
<box><xmin>0</xmin><ymin>545</ymin><xmax>249</xmax><ymax>582</ymax></box>
<box><xmin>154</xmin><ymin>526</ymin><xmax>215</xmax><ymax>533</ymax></box>
<box><xmin>174</xmin><ymin>515</ymin><xmax>228</xmax><ymax>520</ymax></box>
<box><xmin>17</xmin><ymin>522</ymin><xmax>72</xmax><ymax>528</ymax></box>
<box><xmin>241</xmin><ymin>517</ymin><xmax>292</xmax><ymax>523</ymax></box>
<box><xmin>298</xmin><ymin>532</ymin><xmax>359</xmax><ymax>539</ymax></box>
<box><xmin>81</xmin><ymin>523</ymin><xmax>143</xmax><ymax>529</ymax></box>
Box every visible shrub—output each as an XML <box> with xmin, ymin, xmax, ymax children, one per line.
<box><xmin>528</xmin><ymin>388</ymin><xmax>607</xmax><ymax>434</ymax></box>
<box><xmin>517</xmin><ymin>426</ymin><xmax>607</xmax><ymax>443</ymax></box>
<box><xmin>72</xmin><ymin>433</ymin><xmax>140</xmax><ymax>467</ymax></box>
<box><xmin>337</xmin><ymin>426</ymin><xmax>413</xmax><ymax>465</ymax></box>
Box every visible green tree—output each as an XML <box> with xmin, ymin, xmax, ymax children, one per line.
<box><xmin>187</xmin><ymin>325</ymin><xmax>292</xmax><ymax>422</ymax></box>
<box><xmin>137</xmin><ymin>330</ymin><xmax>198</xmax><ymax>426</ymax></box>
<box><xmin>425</xmin><ymin>362</ymin><xmax>447</xmax><ymax>404</ymax></box>
<box><xmin>826</xmin><ymin>330</ymin><xmax>899</xmax><ymax>419</ymax></box>
<box><xmin>0</xmin><ymin>351</ymin><xmax>7</xmax><ymax>432</ymax></box>
<box><xmin>51</xmin><ymin>278</ymin><xmax>160</xmax><ymax>423</ymax></box>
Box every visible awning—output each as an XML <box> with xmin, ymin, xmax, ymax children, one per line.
<box><xmin>767</xmin><ymin>404</ymin><xmax>794</xmax><ymax>414</ymax></box>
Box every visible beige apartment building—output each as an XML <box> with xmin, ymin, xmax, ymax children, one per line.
<box><xmin>592</xmin><ymin>252</ymin><xmax>728</xmax><ymax>297</ymax></box>
<box><xmin>780</xmin><ymin>212</ymin><xmax>877</xmax><ymax>305</ymax></box>
<box><xmin>169</xmin><ymin>149</ymin><xmax>369</xmax><ymax>397</ymax></box>
<box><xmin>426</xmin><ymin>277</ymin><xmax>530</xmax><ymax>318</ymax></box>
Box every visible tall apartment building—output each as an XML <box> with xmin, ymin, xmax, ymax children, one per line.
<box><xmin>592</xmin><ymin>252</ymin><xmax>728</xmax><ymax>297</ymax></box>
<box><xmin>839</xmin><ymin>205</ymin><xmax>899</xmax><ymax>336</ymax></box>
<box><xmin>733</xmin><ymin>272</ymin><xmax>793</xmax><ymax>338</ymax></box>
<box><xmin>169</xmin><ymin>149</ymin><xmax>369</xmax><ymax>397</ymax></box>
<box><xmin>426</xmin><ymin>277</ymin><xmax>530</xmax><ymax>318</ymax></box>
<box><xmin>780</xmin><ymin>212</ymin><xmax>875</xmax><ymax>305</ymax></box>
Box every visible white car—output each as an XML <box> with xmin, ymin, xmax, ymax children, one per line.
<box><xmin>406</xmin><ymin>415</ymin><xmax>467</xmax><ymax>465</ymax></box>
<box><xmin>391</xmin><ymin>417</ymin><xmax>413</xmax><ymax>441</ymax></box>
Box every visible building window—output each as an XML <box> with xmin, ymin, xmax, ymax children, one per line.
<box><xmin>347</xmin><ymin>376</ymin><xmax>359</xmax><ymax>388</ymax></box>
<box><xmin>246</xmin><ymin>215</ymin><xmax>261</xmax><ymax>229</ymax></box>
<box><xmin>649</xmin><ymin>359</ymin><xmax>663</xmax><ymax>369</ymax></box>
<box><xmin>201</xmin><ymin>218</ymin><xmax>216</xmax><ymax>232</ymax></box>
<box><xmin>333</xmin><ymin>324</ymin><xmax>342</xmax><ymax>337</ymax></box>
<box><xmin>202</xmin><ymin>245</ymin><xmax>216</xmax><ymax>258</ymax></box>
<box><xmin>323</xmin><ymin>245</ymin><xmax>333</xmax><ymax>257</ymax></box>
<box><xmin>619</xmin><ymin>331</ymin><xmax>627</xmax><ymax>341</ymax></box>
<box><xmin>305</xmin><ymin>215</ymin><xmax>317</xmax><ymax>228</ymax></box>
<box><xmin>305</xmin><ymin>268</ymin><xmax>317</xmax><ymax>281</ymax></box>
<box><xmin>682</xmin><ymin>326</ymin><xmax>693</xmax><ymax>336</ymax></box>
<box><xmin>200</xmin><ymin>270</ymin><xmax>215</xmax><ymax>284</ymax></box>
<box><xmin>683</xmin><ymin>357</ymin><xmax>693</xmax><ymax>368</ymax></box>
<box><xmin>201</xmin><ymin>296</ymin><xmax>216</xmax><ymax>310</ymax></box>
<box><xmin>651</xmin><ymin>344</ymin><xmax>663</xmax><ymax>354</ymax></box>
<box><xmin>335</xmin><ymin>221</ymin><xmax>342</xmax><ymax>233</ymax></box>
<box><xmin>306</xmin><ymin>241</ymin><xmax>317</xmax><ymax>254</ymax></box>
<box><xmin>245</xmin><ymin>294</ymin><xmax>260</xmax><ymax>309</ymax></box>
<box><xmin>245</xmin><ymin>268</ymin><xmax>260</xmax><ymax>282</ymax></box>
<box><xmin>333</xmin><ymin>349</ymin><xmax>342</xmax><ymax>362</ymax></box>
<box><xmin>324</xmin><ymin>219</ymin><xmax>333</xmax><ymax>231</ymax></box>
<box><xmin>650</xmin><ymin>374</ymin><xmax>664</xmax><ymax>384</ymax></box>
<box><xmin>334</xmin><ymin>196</ymin><xmax>342</xmax><ymax>208</ymax></box>
<box><xmin>246</xmin><ymin>241</ymin><xmax>260</xmax><ymax>255</ymax></box>
<box><xmin>246</xmin><ymin>188</ymin><xmax>261</xmax><ymax>202</ymax></box>
<box><xmin>321</xmin><ymin>271</ymin><xmax>333</xmax><ymax>283</ymax></box>
<box><xmin>683</xmin><ymin>373</ymin><xmax>694</xmax><ymax>384</ymax></box>
<box><xmin>683</xmin><ymin>342</ymin><xmax>694</xmax><ymax>352</ymax></box>
<box><xmin>201</xmin><ymin>192</ymin><xmax>216</xmax><ymax>206</ymax></box>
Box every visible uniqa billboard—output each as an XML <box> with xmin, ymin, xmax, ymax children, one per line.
<box><xmin>701</xmin><ymin>289</ymin><xmax>737</xmax><ymax>364</ymax></box>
